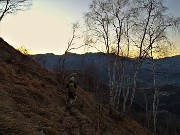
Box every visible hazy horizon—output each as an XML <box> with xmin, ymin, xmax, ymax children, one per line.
<box><xmin>0</xmin><ymin>0</ymin><xmax>180</xmax><ymax>56</ymax></box>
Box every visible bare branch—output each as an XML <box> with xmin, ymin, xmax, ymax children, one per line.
<box><xmin>0</xmin><ymin>0</ymin><xmax>32</xmax><ymax>21</ymax></box>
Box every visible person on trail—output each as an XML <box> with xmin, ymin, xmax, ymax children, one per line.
<box><xmin>66</xmin><ymin>77</ymin><xmax>77</xmax><ymax>106</ymax></box>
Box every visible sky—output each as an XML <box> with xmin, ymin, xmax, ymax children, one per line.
<box><xmin>0</xmin><ymin>0</ymin><xmax>180</xmax><ymax>55</ymax></box>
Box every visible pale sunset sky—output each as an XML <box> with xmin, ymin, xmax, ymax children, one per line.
<box><xmin>0</xmin><ymin>0</ymin><xmax>180</xmax><ymax>55</ymax></box>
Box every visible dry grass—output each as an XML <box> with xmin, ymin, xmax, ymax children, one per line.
<box><xmin>0</xmin><ymin>38</ymin><xmax>152</xmax><ymax>135</ymax></box>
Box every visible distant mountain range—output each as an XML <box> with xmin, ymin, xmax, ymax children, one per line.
<box><xmin>31</xmin><ymin>53</ymin><xmax>180</xmax><ymax>88</ymax></box>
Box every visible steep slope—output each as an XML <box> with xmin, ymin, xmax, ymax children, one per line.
<box><xmin>0</xmin><ymin>38</ymin><xmax>151</xmax><ymax>135</ymax></box>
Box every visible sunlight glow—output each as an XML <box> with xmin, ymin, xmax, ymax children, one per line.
<box><xmin>1</xmin><ymin>0</ymin><xmax>89</xmax><ymax>55</ymax></box>
<box><xmin>0</xmin><ymin>0</ymin><xmax>179</xmax><ymax>56</ymax></box>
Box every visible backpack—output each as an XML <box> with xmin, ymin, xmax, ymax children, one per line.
<box><xmin>68</xmin><ymin>82</ymin><xmax>75</xmax><ymax>92</ymax></box>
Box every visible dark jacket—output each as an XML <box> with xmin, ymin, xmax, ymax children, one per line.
<box><xmin>66</xmin><ymin>80</ymin><xmax>77</xmax><ymax>93</ymax></box>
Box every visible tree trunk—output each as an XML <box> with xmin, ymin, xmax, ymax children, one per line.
<box><xmin>152</xmin><ymin>58</ymin><xmax>159</xmax><ymax>135</ymax></box>
<box><xmin>129</xmin><ymin>60</ymin><xmax>140</xmax><ymax>109</ymax></box>
<box><xmin>123</xmin><ymin>86</ymin><xmax>129</xmax><ymax>113</ymax></box>
<box><xmin>108</xmin><ymin>56</ymin><xmax>113</xmax><ymax>115</ymax></box>
<box><xmin>0</xmin><ymin>0</ymin><xmax>9</xmax><ymax>22</ymax></box>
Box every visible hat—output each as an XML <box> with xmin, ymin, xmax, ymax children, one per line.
<box><xmin>70</xmin><ymin>77</ymin><xmax>75</xmax><ymax>81</ymax></box>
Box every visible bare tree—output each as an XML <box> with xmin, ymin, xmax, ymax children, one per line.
<box><xmin>84</xmin><ymin>0</ymin><xmax>180</xmax><ymax>117</ymax></box>
<box><xmin>84</xmin><ymin>0</ymin><xmax>136</xmax><ymax>115</ymax></box>
<box><xmin>58</xmin><ymin>22</ymin><xmax>79</xmax><ymax>72</ymax></box>
<box><xmin>151</xmin><ymin>59</ymin><xmax>159</xmax><ymax>135</ymax></box>
<box><xmin>81</xmin><ymin>60</ymin><xmax>99</xmax><ymax>93</ymax></box>
<box><xmin>128</xmin><ymin>0</ymin><xmax>180</xmax><ymax>109</ymax></box>
<box><xmin>59</xmin><ymin>22</ymin><xmax>80</xmax><ymax>73</ymax></box>
<box><xmin>57</xmin><ymin>22</ymin><xmax>86</xmax><ymax>81</ymax></box>
<box><xmin>0</xmin><ymin>0</ymin><xmax>32</xmax><ymax>21</ymax></box>
<box><xmin>131</xmin><ymin>1</ymin><xmax>180</xmax><ymax>133</ymax></box>
<box><xmin>84</xmin><ymin>0</ymin><xmax>114</xmax><ymax>114</ymax></box>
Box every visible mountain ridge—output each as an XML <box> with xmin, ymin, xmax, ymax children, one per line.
<box><xmin>32</xmin><ymin>52</ymin><xmax>180</xmax><ymax>87</ymax></box>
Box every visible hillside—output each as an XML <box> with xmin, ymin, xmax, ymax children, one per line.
<box><xmin>31</xmin><ymin>47</ymin><xmax>180</xmax><ymax>135</ymax></box>
<box><xmin>0</xmin><ymin>38</ymin><xmax>152</xmax><ymax>135</ymax></box>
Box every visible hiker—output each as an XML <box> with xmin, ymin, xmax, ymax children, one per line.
<box><xmin>66</xmin><ymin>77</ymin><xmax>77</xmax><ymax>106</ymax></box>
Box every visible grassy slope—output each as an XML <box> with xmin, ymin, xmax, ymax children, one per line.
<box><xmin>0</xmin><ymin>38</ymin><xmax>151</xmax><ymax>135</ymax></box>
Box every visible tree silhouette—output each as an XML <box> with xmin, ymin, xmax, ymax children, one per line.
<box><xmin>0</xmin><ymin>0</ymin><xmax>32</xmax><ymax>21</ymax></box>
